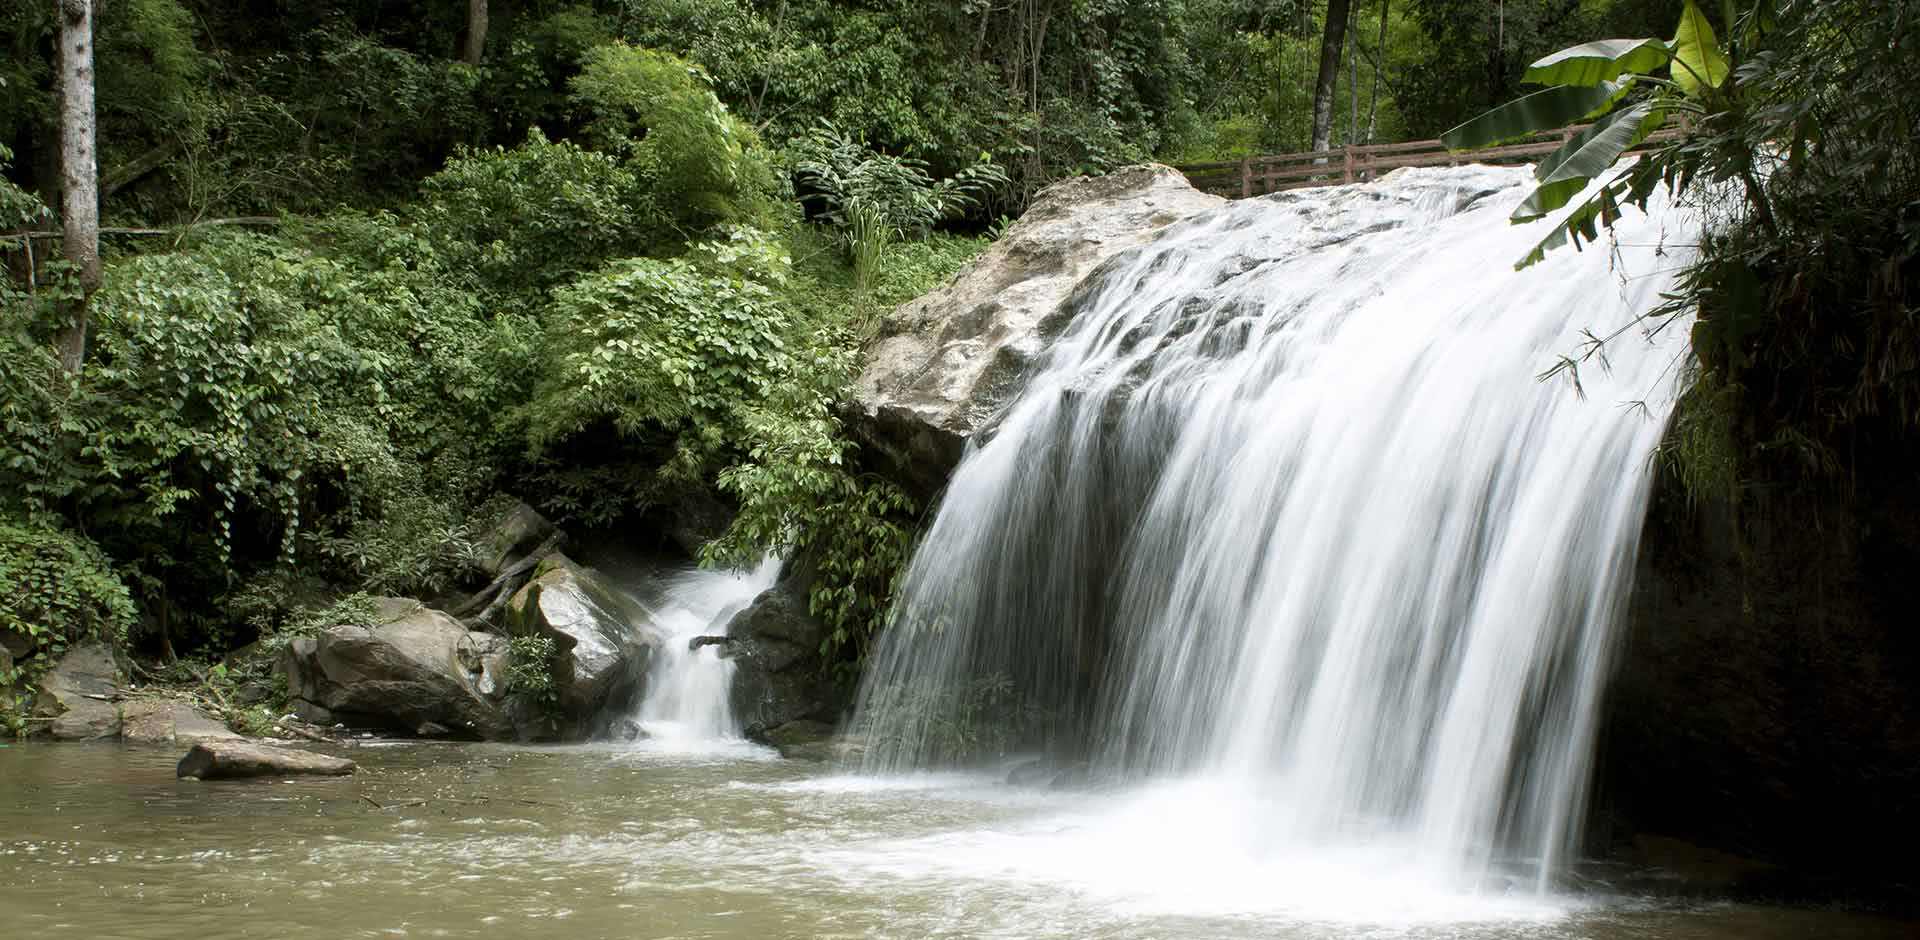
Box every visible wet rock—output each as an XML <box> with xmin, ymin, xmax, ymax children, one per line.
<box><xmin>278</xmin><ymin>598</ymin><xmax>511</xmax><ymax>739</ymax></box>
<box><xmin>120</xmin><ymin>700</ymin><xmax>243</xmax><ymax>745</ymax></box>
<box><xmin>850</xmin><ymin>164</ymin><xmax>1223</xmax><ymax>495</ymax></box>
<box><xmin>476</xmin><ymin>502</ymin><xmax>560</xmax><ymax>579</ymax></box>
<box><xmin>754</xmin><ymin>718</ymin><xmax>840</xmax><ymax>762</ymax></box>
<box><xmin>1606</xmin><ymin>443</ymin><xmax>1920</xmax><ymax>905</ymax></box>
<box><xmin>1005</xmin><ymin>757</ymin><xmax>1092</xmax><ymax>789</ymax></box>
<box><xmin>688</xmin><ymin>635</ymin><xmax>732</xmax><ymax>652</ymax></box>
<box><xmin>725</xmin><ymin>580</ymin><xmax>847</xmax><ymax>737</ymax></box>
<box><xmin>611</xmin><ymin>718</ymin><xmax>648</xmax><ymax>742</ymax></box>
<box><xmin>31</xmin><ymin>643</ymin><xmax>123</xmax><ymax>740</ymax></box>
<box><xmin>658</xmin><ymin>482</ymin><xmax>734</xmax><ymax>558</ymax></box>
<box><xmin>176</xmin><ymin>741</ymin><xmax>357</xmax><ymax>779</ymax></box>
<box><xmin>503</xmin><ymin>553</ymin><xmax>663</xmax><ymax>732</ymax></box>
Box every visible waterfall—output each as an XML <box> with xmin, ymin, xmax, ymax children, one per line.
<box><xmin>630</xmin><ymin>557</ymin><xmax>781</xmax><ymax>743</ymax></box>
<box><xmin>851</xmin><ymin>164</ymin><xmax>1697</xmax><ymax>891</ymax></box>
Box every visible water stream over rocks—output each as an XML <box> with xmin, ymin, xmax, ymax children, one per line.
<box><xmin>855</xmin><ymin>164</ymin><xmax>1697</xmax><ymax>899</ymax></box>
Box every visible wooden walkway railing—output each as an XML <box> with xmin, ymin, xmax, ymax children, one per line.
<box><xmin>1173</xmin><ymin>126</ymin><xmax>1684</xmax><ymax>199</ymax></box>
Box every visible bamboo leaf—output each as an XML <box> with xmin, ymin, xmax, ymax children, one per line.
<box><xmin>1524</xmin><ymin>39</ymin><xmax>1671</xmax><ymax>87</ymax></box>
<box><xmin>1673</xmin><ymin>0</ymin><xmax>1730</xmax><ymax>97</ymax></box>
<box><xmin>1441</xmin><ymin>82</ymin><xmax>1623</xmax><ymax>150</ymax></box>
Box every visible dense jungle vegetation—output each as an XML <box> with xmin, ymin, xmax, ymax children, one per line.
<box><xmin>1</xmin><ymin>0</ymin><xmax>1910</xmax><ymax>712</ymax></box>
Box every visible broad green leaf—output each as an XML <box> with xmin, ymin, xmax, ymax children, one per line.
<box><xmin>1524</xmin><ymin>39</ymin><xmax>1670</xmax><ymax>87</ymax></box>
<box><xmin>1672</xmin><ymin>0</ymin><xmax>1730</xmax><ymax>97</ymax></box>
<box><xmin>1515</xmin><ymin>179</ymin><xmax>1626</xmax><ymax>270</ymax></box>
<box><xmin>1441</xmin><ymin>82</ymin><xmax>1623</xmax><ymax>150</ymax></box>
<box><xmin>1512</xmin><ymin>102</ymin><xmax>1658</xmax><ymax>222</ymax></box>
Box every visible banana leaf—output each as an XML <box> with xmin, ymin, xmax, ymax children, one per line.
<box><xmin>1524</xmin><ymin>39</ymin><xmax>1670</xmax><ymax>87</ymax></box>
<box><xmin>1441</xmin><ymin>82</ymin><xmax>1625</xmax><ymax>150</ymax></box>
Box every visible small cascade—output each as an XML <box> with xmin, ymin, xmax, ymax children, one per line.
<box><xmin>852</xmin><ymin>164</ymin><xmax>1699</xmax><ymax>893</ymax></box>
<box><xmin>630</xmin><ymin>557</ymin><xmax>781</xmax><ymax>744</ymax></box>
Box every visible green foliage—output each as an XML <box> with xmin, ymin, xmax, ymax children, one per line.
<box><xmin>1464</xmin><ymin>1</ymin><xmax>1920</xmax><ymax>491</ymax></box>
<box><xmin>505</xmin><ymin>633</ymin><xmax>560</xmax><ymax>706</ymax></box>
<box><xmin>0</xmin><ymin>520</ymin><xmax>136</xmax><ymax>699</ymax></box>
<box><xmin>789</xmin><ymin>121</ymin><xmax>1005</xmax><ymax>320</ymax></box>
<box><xmin>1440</xmin><ymin>0</ymin><xmax>1770</xmax><ymax>268</ymax></box>
<box><xmin>0</xmin><ymin>520</ymin><xmax>136</xmax><ymax>649</ymax></box>
<box><xmin>704</xmin><ymin>416</ymin><xmax>918</xmax><ymax>668</ymax></box>
<box><xmin>412</xmin><ymin>130</ymin><xmax>663</xmax><ymax>297</ymax></box>
<box><xmin>570</xmin><ymin>42</ymin><xmax>775</xmax><ymax>227</ymax></box>
<box><xmin>528</xmin><ymin>226</ymin><xmax>809</xmax><ymax>460</ymax></box>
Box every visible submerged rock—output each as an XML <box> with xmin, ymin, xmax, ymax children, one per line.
<box><xmin>850</xmin><ymin>164</ymin><xmax>1223</xmax><ymax>494</ymax></box>
<box><xmin>503</xmin><ymin>553</ymin><xmax>663</xmax><ymax>733</ymax></box>
<box><xmin>175</xmin><ymin>741</ymin><xmax>356</xmax><ymax>779</ymax></box>
<box><xmin>31</xmin><ymin>643</ymin><xmax>124</xmax><ymax>740</ymax></box>
<box><xmin>753</xmin><ymin>718</ymin><xmax>840</xmax><ymax>762</ymax></box>
<box><xmin>279</xmin><ymin>598</ymin><xmax>511</xmax><ymax>739</ymax></box>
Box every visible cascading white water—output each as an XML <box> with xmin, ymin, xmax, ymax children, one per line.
<box><xmin>631</xmin><ymin>557</ymin><xmax>781</xmax><ymax>743</ymax></box>
<box><xmin>852</xmin><ymin>164</ymin><xmax>1698</xmax><ymax>894</ymax></box>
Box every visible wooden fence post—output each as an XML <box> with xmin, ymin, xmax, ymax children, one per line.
<box><xmin>1239</xmin><ymin>155</ymin><xmax>1252</xmax><ymax>199</ymax></box>
<box><xmin>1343</xmin><ymin>146</ymin><xmax>1355</xmax><ymax>184</ymax></box>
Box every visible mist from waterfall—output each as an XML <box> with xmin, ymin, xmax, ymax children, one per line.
<box><xmin>851</xmin><ymin>164</ymin><xmax>1698</xmax><ymax>894</ymax></box>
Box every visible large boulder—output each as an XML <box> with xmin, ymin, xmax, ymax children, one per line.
<box><xmin>279</xmin><ymin>598</ymin><xmax>512</xmax><ymax>739</ymax></box>
<box><xmin>725</xmin><ymin>579</ymin><xmax>847</xmax><ymax>737</ymax></box>
<box><xmin>31</xmin><ymin>642</ymin><xmax>123</xmax><ymax>740</ymax></box>
<box><xmin>176</xmin><ymin>741</ymin><xmax>356</xmax><ymax>779</ymax></box>
<box><xmin>850</xmin><ymin>164</ymin><xmax>1223</xmax><ymax>494</ymax></box>
<box><xmin>502</xmin><ymin>553</ymin><xmax>663</xmax><ymax>732</ymax></box>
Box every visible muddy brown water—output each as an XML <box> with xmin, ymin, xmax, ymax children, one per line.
<box><xmin>1</xmin><ymin>740</ymin><xmax>1910</xmax><ymax>939</ymax></box>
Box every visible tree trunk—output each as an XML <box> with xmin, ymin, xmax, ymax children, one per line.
<box><xmin>1366</xmin><ymin>0</ymin><xmax>1389</xmax><ymax>143</ymax></box>
<box><xmin>56</xmin><ymin>0</ymin><xmax>99</xmax><ymax>378</ymax></box>
<box><xmin>1311</xmin><ymin>0</ymin><xmax>1354</xmax><ymax>157</ymax></box>
<box><xmin>461</xmin><ymin>0</ymin><xmax>488</xmax><ymax>66</ymax></box>
<box><xmin>1347</xmin><ymin>0</ymin><xmax>1359</xmax><ymax>146</ymax></box>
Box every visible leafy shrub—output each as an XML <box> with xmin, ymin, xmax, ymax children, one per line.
<box><xmin>790</xmin><ymin>121</ymin><xmax>1007</xmax><ymax>239</ymax></box>
<box><xmin>527</xmin><ymin>226</ymin><xmax>816</xmax><ymax>469</ymax></box>
<box><xmin>0</xmin><ymin>520</ymin><xmax>137</xmax><ymax>692</ymax></box>
<box><xmin>412</xmin><ymin>131</ymin><xmax>664</xmax><ymax>298</ymax></box>
<box><xmin>570</xmin><ymin>42</ymin><xmax>775</xmax><ymax>227</ymax></box>
<box><xmin>505</xmin><ymin>633</ymin><xmax>560</xmax><ymax>706</ymax></box>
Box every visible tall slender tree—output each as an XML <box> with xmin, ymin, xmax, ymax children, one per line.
<box><xmin>56</xmin><ymin>0</ymin><xmax>99</xmax><ymax>378</ymax></box>
<box><xmin>1311</xmin><ymin>0</ymin><xmax>1354</xmax><ymax>155</ymax></box>
<box><xmin>462</xmin><ymin>0</ymin><xmax>488</xmax><ymax>65</ymax></box>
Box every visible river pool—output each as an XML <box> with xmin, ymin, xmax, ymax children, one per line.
<box><xmin>1</xmin><ymin>741</ymin><xmax>1908</xmax><ymax>940</ymax></box>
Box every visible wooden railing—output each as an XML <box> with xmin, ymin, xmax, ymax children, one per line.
<box><xmin>1173</xmin><ymin>126</ymin><xmax>1685</xmax><ymax>199</ymax></box>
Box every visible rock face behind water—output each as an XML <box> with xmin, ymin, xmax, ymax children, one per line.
<box><xmin>850</xmin><ymin>164</ymin><xmax>1224</xmax><ymax>494</ymax></box>
<box><xmin>176</xmin><ymin>741</ymin><xmax>356</xmax><ymax>779</ymax></box>
<box><xmin>280</xmin><ymin>598</ymin><xmax>511</xmax><ymax>739</ymax></box>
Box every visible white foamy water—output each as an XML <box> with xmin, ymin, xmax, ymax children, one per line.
<box><xmin>629</xmin><ymin>557</ymin><xmax>781</xmax><ymax>747</ymax></box>
<box><xmin>853</xmin><ymin>163</ymin><xmax>1699</xmax><ymax>904</ymax></box>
